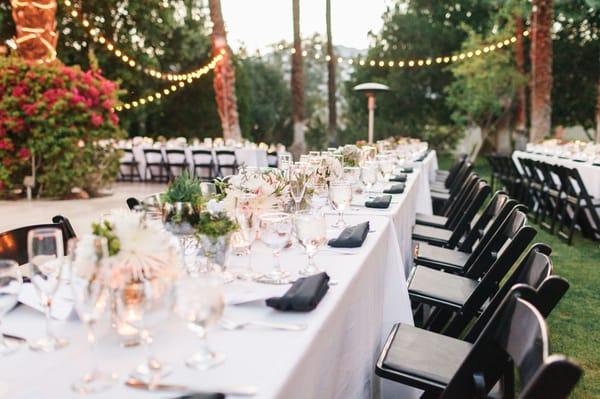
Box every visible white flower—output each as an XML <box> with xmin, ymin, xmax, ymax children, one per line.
<box><xmin>206</xmin><ymin>198</ymin><xmax>224</xmax><ymax>215</ymax></box>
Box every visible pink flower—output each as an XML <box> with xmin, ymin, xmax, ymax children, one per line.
<box><xmin>23</xmin><ymin>103</ymin><xmax>37</xmax><ymax>116</ymax></box>
<box><xmin>17</xmin><ymin>148</ymin><xmax>30</xmax><ymax>159</ymax></box>
<box><xmin>90</xmin><ymin>113</ymin><xmax>103</xmax><ymax>127</ymax></box>
<box><xmin>108</xmin><ymin>112</ymin><xmax>119</xmax><ymax>126</ymax></box>
<box><xmin>0</xmin><ymin>140</ymin><xmax>8</xmax><ymax>150</ymax></box>
<box><xmin>102</xmin><ymin>99</ymin><xmax>113</xmax><ymax>110</ymax></box>
<box><xmin>11</xmin><ymin>85</ymin><xmax>27</xmax><ymax>97</ymax></box>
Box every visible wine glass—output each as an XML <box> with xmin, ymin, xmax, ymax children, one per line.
<box><xmin>377</xmin><ymin>154</ymin><xmax>394</xmax><ymax>182</ymax></box>
<box><xmin>294</xmin><ymin>211</ymin><xmax>327</xmax><ymax>276</ymax></box>
<box><xmin>329</xmin><ymin>181</ymin><xmax>352</xmax><ymax>228</ymax></box>
<box><xmin>310</xmin><ymin>184</ymin><xmax>329</xmax><ymax>211</ymax></box>
<box><xmin>289</xmin><ymin>166</ymin><xmax>308</xmax><ymax>212</ymax></box>
<box><xmin>27</xmin><ymin>228</ymin><xmax>69</xmax><ymax>352</ymax></box>
<box><xmin>233</xmin><ymin>193</ymin><xmax>261</xmax><ymax>280</ymax></box>
<box><xmin>175</xmin><ymin>275</ymin><xmax>225</xmax><ymax>370</ymax></box>
<box><xmin>115</xmin><ymin>278</ymin><xmax>172</xmax><ymax>383</ymax></box>
<box><xmin>361</xmin><ymin>161</ymin><xmax>379</xmax><ymax>194</ymax></box>
<box><xmin>69</xmin><ymin>237</ymin><xmax>117</xmax><ymax>394</ymax></box>
<box><xmin>0</xmin><ymin>260</ymin><xmax>22</xmax><ymax>355</ymax></box>
<box><xmin>256</xmin><ymin>212</ymin><xmax>294</xmax><ymax>284</ymax></box>
<box><xmin>343</xmin><ymin>166</ymin><xmax>361</xmax><ymax>192</ymax></box>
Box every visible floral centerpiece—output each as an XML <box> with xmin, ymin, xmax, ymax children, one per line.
<box><xmin>221</xmin><ymin>168</ymin><xmax>289</xmax><ymax>214</ymax></box>
<box><xmin>161</xmin><ymin>172</ymin><xmax>203</xmax><ymax>235</ymax></box>
<box><xmin>312</xmin><ymin>155</ymin><xmax>343</xmax><ymax>186</ymax></box>
<box><xmin>196</xmin><ymin>198</ymin><xmax>239</xmax><ymax>275</ymax></box>
<box><xmin>340</xmin><ymin>145</ymin><xmax>361</xmax><ymax>167</ymax></box>
<box><xmin>0</xmin><ymin>57</ymin><xmax>124</xmax><ymax>198</ymax></box>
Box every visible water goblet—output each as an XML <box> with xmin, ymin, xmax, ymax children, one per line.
<box><xmin>0</xmin><ymin>260</ymin><xmax>22</xmax><ymax>355</ymax></box>
<box><xmin>310</xmin><ymin>184</ymin><xmax>329</xmax><ymax>211</ymax></box>
<box><xmin>69</xmin><ymin>237</ymin><xmax>117</xmax><ymax>394</ymax></box>
<box><xmin>255</xmin><ymin>213</ymin><xmax>294</xmax><ymax>284</ymax></box>
<box><xmin>376</xmin><ymin>154</ymin><xmax>394</xmax><ymax>182</ymax></box>
<box><xmin>175</xmin><ymin>275</ymin><xmax>225</xmax><ymax>370</ymax></box>
<box><xmin>233</xmin><ymin>193</ymin><xmax>261</xmax><ymax>280</ymax></box>
<box><xmin>27</xmin><ymin>228</ymin><xmax>69</xmax><ymax>352</ymax></box>
<box><xmin>343</xmin><ymin>166</ymin><xmax>361</xmax><ymax>191</ymax></box>
<box><xmin>294</xmin><ymin>211</ymin><xmax>327</xmax><ymax>276</ymax></box>
<box><xmin>328</xmin><ymin>181</ymin><xmax>352</xmax><ymax>228</ymax></box>
<box><xmin>361</xmin><ymin>162</ymin><xmax>379</xmax><ymax>194</ymax></box>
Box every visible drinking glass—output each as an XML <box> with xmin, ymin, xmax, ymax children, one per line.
<box><xmin>310</xmin><ymin>184</ymin><xmax>329</xmax><ymax>211</ymax></box>
<box><xmin>234</xmin><ymin>193</ymin><xmax>260</xmax><ymax>280</ymax></box>
<box><xmin>69</xmin><ymin>237</ymin><xmax>117</xmax><ymax>394</ymax></box>
<box><xmin>175</xmin><ymin>275</ymin><xmax>225</xmax><ymax>370</ymax></box>
<box><xmin>0</xmin><ymin>260</ymin><xmax>22</xmax><ymax>355</ymax></box>
<box><xmin>27</xmin><ymin>228</ymin><xmax>69</xmax><ymax>352</ymax></box>
<box><xmin>256</xmin><ymin>212</ymin><xmax>294</xmax><ymax>284</ymax></box>
<box><xmin>361</xmin><ymin>161</ymin><xmax>379</xmax><ymax>193</ymax></box>
<box><xmin>343</xmin><ymin>166</ymin><xmax>361</xmax><ymax>191</ymax></box>
<box><xmin>115</xmin><ymin>278</ymin><xmax>172</xmax><ymax>383</ymax></box>
<box><xmin>329</xmin><ymin>181</ymin><xmax>352</xmax><ymax>228</ymax></box>
<box><xmin>289</xmin><ymin>167</ymin><xmax>308</xmax><ymax>212</ymax></box>
<box><xmin>332</xmin><ymin>153</ymin><xmax>344</xmax><ymax>180</ymax></box>
<box><xmin>294</xmin><ymin>211</ymin><xmax>327</xmax><ymax>276</ymax></box>
<box><xmin>377</xmin><ymin>154</ymin><xmax>394</xmax><ymax>182</ymax></box>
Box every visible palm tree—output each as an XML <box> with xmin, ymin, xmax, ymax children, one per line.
<box><xmin>530</xmin><ymin>0</ymin><xmax>554</xmax><ymax>142</ymax></box>
<box><xmin>326</xmin><ymin>0</ymin><xmax>337</xmax><ymax>145</ymax></box>
<box><xmin>209</xmin><ymin>0</ymin><xmax>242</xmax><ymax>142</ymax></box>
<box><xmin>514</xmin><ymin>14</ymin><xmax>527</xmax><ymax>136</ymax></box>
<box><xmin>11</xmin><ymin>0</ymin><xmax>58</xmax><ymax>62</ymax></box>
<box><xmin>290</xmin><ymin>0</ymin><xmax>306</xmax><ymax>159</ymax></box>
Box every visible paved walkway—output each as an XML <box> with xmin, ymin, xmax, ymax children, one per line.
<box><xmin>0</xmin><ymin>183</ymin><xmax>166</xmax><ymax>235</ymax></box>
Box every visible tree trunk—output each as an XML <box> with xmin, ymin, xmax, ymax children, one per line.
<box><xmin>326</xmin><ymin>0</ymin><xmax>337</xmax><ymax>146</ymax></box>
<box><xmin>11</xmin><ymin>0</ymin><xmax>58</xmax><ymax>62</ymax></box>
<box><xmin>529</xmin><ymin>0</ymin><xmax>554</xmax><ymax>143</ymax></box>
<box><xmin>209</xmin><ymin>0</ymin><xmax>242</xmax><ymax>142</ymax></box>
<box><xmin>290</xmin><ymin>0</ymin><xmax>306</xmax><ymax>159</ymax></box>
<box><xmin>515</xmin><ymin>15</ymin><xmax>527</xmax><ymax>134</ymax></box>
<box><xmin>596</xmin><ymin>50</ymin><xmax>600</xmax><ymax>143</ymax></box>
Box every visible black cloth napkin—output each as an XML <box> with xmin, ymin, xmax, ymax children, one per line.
<box><xmin>266</xmin><ymin>272</ymin><xmax>330</xmax><ymax>312</ymax></box>
<box><xmin>389</xmin><ymin>173</ymin><xmax>407</xmax><ymax>182</ymax></box>
<box><xmin>170</xmin><ymin>394</ymin><xmax>225</xmax><ymax>399</ymax></box>
<box><xmin>328</xmin><ymin>221</ymin><xmax>369</xmax><ymax>248</ymax></box>
<box><xmin>383</xmin><ymin>183</ymin><xmax>405</xmax><ymax>194</ymax></box>
<box><xmin>365</xmin><ymin>195</ymin><xmax>392</xmax><ymax>209</ymax></box>
<box><xmin>400</xmin><ymin>167</ymin><xmax>414</xmax><ymax>173</ymax></box>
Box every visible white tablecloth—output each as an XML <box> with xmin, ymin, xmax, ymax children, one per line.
<box><xmin>513</xmin><ymin>150</ymin><xmax>600</xmax><ymax>198</ymax></box>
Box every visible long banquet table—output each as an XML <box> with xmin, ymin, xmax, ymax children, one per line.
<box><xmin>2</xmin><ymin>155</ymin><xmax>436</xmax><ymax>399</ymax></box>
<box><xmin>512</xmin><ymin>150</ymin><xmax>600</xmax><ymax>198</ymax></box>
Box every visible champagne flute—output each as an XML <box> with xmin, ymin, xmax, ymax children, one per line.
<box><xmin>27</xmin><ymin>228</ymin><xmax>69</xmax><ymax>352</ymax></box>
<box><xmin>294</xmin><ymin>211</ymin><xmax>326</xmax><ymax>276</ymax></box>
<box><xmin>361</xmin><ymin>161</ymin><xmax>379</xmax><ymax>194</ymax></box>
<box><xmin>175</xmin><ymin>275</ymin><xmax>225</xmax><ymax>370</ymax></box>
<box><xmin>69</xmin><ymin>237</ymin><xmax>117</xmax><ymax>394</ymax></box>
<box><xmin>256</xmin><ymin>212</ymin><xmax>294</xmax><ymax>284</ymax></box>
<box><xmin>329</xmin><ymin>181</ymin><xmax>352</xmax><ymax>228</ymax></box>
<box><xmin>0</xmin><ymin>260</ymin><xmax>22</xmax><ymax>355</ymax></box>
<box><xmin>234</xmin><ymin>193</ymin><xmax>260</xmax><ymax>280</ymax></box>
<box><xmin>289</xmin><ymin>166</ymin><xmax>308</xmax><ymax>212</ymax></box>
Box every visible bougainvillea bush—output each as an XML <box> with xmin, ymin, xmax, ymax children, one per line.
<box><xmin>0</xmin><ymin>56</ymin><xmax>125</xmax><ymax>198</ymax></box>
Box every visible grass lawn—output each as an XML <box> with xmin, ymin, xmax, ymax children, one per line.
<box><xmin>437</xmin><ymin>153</ymin><xmax>600</xmax><ymax>398</ymax></box>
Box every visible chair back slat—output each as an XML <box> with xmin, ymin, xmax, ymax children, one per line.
<box><xmin>459</xmin><ymin>192</ymin><xmax>511</xmax><ymax>252</ymax></box>
<box><xmin>447</xmin><ymin>181</ymin><xmax>491</xmax><ymax>248</ymax></box>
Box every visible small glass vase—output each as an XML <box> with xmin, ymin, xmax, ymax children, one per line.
<box><xmin>197</xmin><ymin>233</ymin><xmax>234</xmax><ymax>283</ymax></box>
<box><xmin>161</xmin><ymin>202</ymin><xmax>197</xmax><ymax>236</ymax></box>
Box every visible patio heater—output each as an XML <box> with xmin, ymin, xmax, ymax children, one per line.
<box><xmin>353</xmin><ymin>82</ymin><xmax>390</xmax><ymax>144</ymax></box>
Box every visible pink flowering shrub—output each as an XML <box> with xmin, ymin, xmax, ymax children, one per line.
<box><xmin>0</xmin><ymin>57</ymin><xmax>125</xmax><ymax>198</ymax></box>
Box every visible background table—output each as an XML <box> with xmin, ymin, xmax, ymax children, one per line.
<box><xmin>513</xmin><ymin>150</ymin><xmax>600</xmax><ymax>198</ymax></box>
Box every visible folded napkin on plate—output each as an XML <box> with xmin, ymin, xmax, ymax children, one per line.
<box><xmin>399</xmin><ymin>167</ymin><xmax>414</xmax><ymax>173</ymax></box>
<box><xmin>383</xmin><ymin>183</ymin><xmax>405</xmax><ymax>194</ymax></box>
<box><xmin>389</xmin><ymin>173</ymin><xmax>407</xmax><ymax>182</ymax></box>
<box><xmin>266</xmin><ymin>272</ymin><xmax>330</xmax><ymax>312</ymax></box>
<box><xmin>328</xmin><ymin>222</ymin><xmax>369</xmax><ymax>248</ymax></box>
<box><xmin>365</xmin><ymin>195</ymin><xmax>392</xmax><ymax>209</ymax></box>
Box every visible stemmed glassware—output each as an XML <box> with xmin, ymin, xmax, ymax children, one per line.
<box><xmin>294</xmin><ymin>211</ymin><xmax>327</xmax><ymax>276</ymax></box>
<box><xmin>361</xmin><ymin>161</ymin><xmax>379</xmax><ymax>194</ymax></box>
<box><xmin>343</xmin><ymin>166</ymin><xmax>361</xmax><ymax>192</ymax></box>
<box><xmin>256</xmin><ymin>212</ymin><xmax>294</xmax><ymax>284</ymax></box>
<box><xmin>328</xmin><ymin>181</ymin><xmax>353</xmax><ymax>228</ymax></box>
<box><xmin>115</xmin><ymin>278</ymin><xmax>172</xmax><ymax>383</ymax></box>
<box><xmin>175</xmin><ymin>275</ymin><xmax>225</xmax><ymax>370</ymax></box>
<box><xmin>310</xmin><ymin>184</ymin><xmax>329</xmax><ymax>211</ymax></box>
<box><xmin>289</xmin><ymin>165</ymin><xmax>308</xmax><ymax>212</ymax></box>
<box><xmin>69</xmin><ymin>237</ymin><xmax>117</xmax><ymax>394</ymax></box>
<box><xmin>27</xmin><ymin>228</ymin><xmax>69</xmax><ymax>352</ymax></box>
<box><xmin>0</xmin><ymin>260</ymin><xmax>22</xmax><ymax>355</ymax></box>
<box><xmin>376</xmin><ymin>154</ymin><xmax>394</xmax><ymax>182</ymax></box>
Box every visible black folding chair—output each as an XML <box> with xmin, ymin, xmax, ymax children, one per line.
<box><xmin>215</xmin><ymin>150</ymin><xmax>238</xmax><ymax>177</ymax></box>
<box><xmin>165</xmin><ymin>149</ymin><xmax>189</xmax><ymax>180</ymax></box>
<box><xmin>567</xmin><ymin>166</ymin><xmax>600</xmax><ymax>241</ymax></box>
<box><xmin>414</xmin><ymin>194</ymin><xmax>518</xmax><ymax>274</ymax></box>
<box><xmin>118</xmin><ymin>148</ymin><xmax>142</xmax><ymax>182</ymax></box>
<box><xmin>432</xmin><ymin>162</ymin><xmax>474</xmax><ymax>215</ymax></box>
<box><xmin>143</xmin><ymin>148</ymin><xmax>169</xmax><ymax>182</ymax></box>
<box><xmin>376</xmin><ymin>290</ymin><xmax>581</xmax><ymax>399</ymax></box>
<box><xmin>434</xmin><ymin>153</ymin><xmax>467</xmax><ymax>184</ymax></box>
<box><xmin>267</xmin><ymin>151</ymin><xmax>279</xmax><ymax>168</ymax></box>
<box><xmin>409</xmin><ymin>208</ymin><xmax>536</xmax><ymax>333</ymax></box>
<box><xmin>0</xmin><ymin>216</ymin><xmax>77</xmax><ymax>265</ymax></box>
<box><xmin>412</xmin><ymin>180</ymin><xmax>491</xmax><ymax>248</ymax></box>
<box><xmin>191</xmin><ymin>149</ymin><xmax>216</xmax><ymax>181</ymax></box>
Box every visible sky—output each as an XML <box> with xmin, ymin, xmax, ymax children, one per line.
<box><xmin>220</xmin><ymin>0</ymin><xmax>391</xmax><ymax>52</ymax></box>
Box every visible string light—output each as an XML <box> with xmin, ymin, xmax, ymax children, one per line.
<box><xmin>60</xmin><ymin>0</ymin><xmax>224</xmax><ymax>82</ymax></box>
<box><xmin>115</xmin><ymin>53</ymin><xmax>223</xmax><ymax>112</ymax></box>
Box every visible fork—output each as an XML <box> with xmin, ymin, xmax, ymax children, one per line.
<box><xmin>220</xmin><ymin>318</ymin><xmax>306</xmax><ymax>331</ymax></box>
